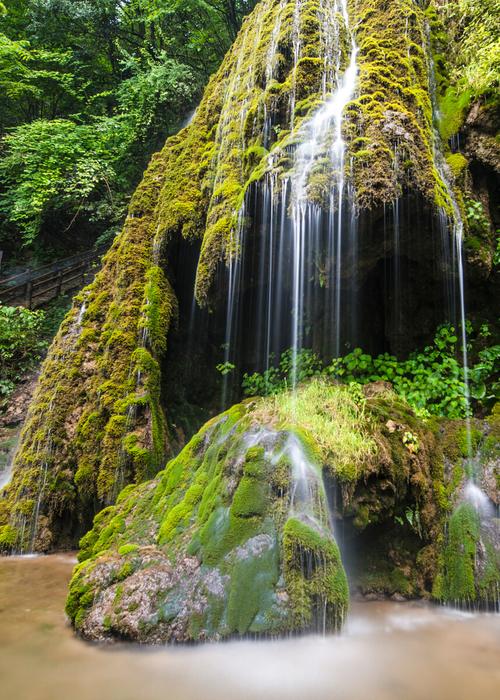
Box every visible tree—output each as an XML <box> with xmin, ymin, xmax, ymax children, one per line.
<box><xmin>0</xmin><ymin>0</ymin><xmax>256</xmax><ymax>258</ymax></box>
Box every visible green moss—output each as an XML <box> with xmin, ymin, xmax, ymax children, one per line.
<box><xmin>446</xmin><ymin>153</ymin><xmax>469</xmax><ymax>179</ymax></box>
<box><xmin>439</xmin><ymin>503</ymin><xmax>480</xmax><ymax>602</ymax></box>
<box><xmin>118</xmin><ymin>543</ymin><xmax>139</xmax><ymax>556</ymax></box>
<box><xmin>116</xmin><ymin>561</ymin><xmax>134</xmax><ymax>581</ymax></box>
<box><xmin>0</xmin><ymin>524</ymin><xmax>18</xmax><ymax>550</ymax></box>
<box><xmin>1</xmin><ymin>0</ymin><xmax>484</xmax><ymax>577</ymax></box>
<box><xmin>256</xmin><ymin>379</ymin><xmax>376</xmax><ymax>482</ymax></box>
<box><xmin>0</xmin><ymin>147</ymin><xmax>175</xmax><ymax>550</ymax></box>
<box><xmin>226</xmin><ymin>533</ymin><xmax>280</xmax><ymax>634</ymax></box>
<box><xmin>357</xmin><ymin>565</ymin><xmax>414</xmax><ymax>598</ymax></box>
<box><xmin>344</xmin><ymin>0</ymin><xmax>451</xmax><ymax>211</ymax></box>
<box><xmin>283</xmin><ymin>517</ymin><xmax>349</xmax><ymax>631</ymax></box>
<box><xmin>436</xmin><ymin>499</ymin><xmax>500</xmax><ymax>606</ymax></box>
<box><xmin>66</xmin><ymin>394</ymin><xmax>352</xmax><ymax>641</ymax></box>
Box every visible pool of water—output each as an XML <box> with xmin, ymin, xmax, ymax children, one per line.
<box><xmin>0</xmin><ymin>554</ymin><xmax>499</xmax><ymax>700</ymax></box>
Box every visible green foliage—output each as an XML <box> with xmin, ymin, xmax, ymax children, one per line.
<box><xmin>39</xmin><ymin>294</ymin><xmax>72</xmax><ymax>338</ymax></box>
<box><xmin>116</xmin><ymin>53</ymin><xmax>196</xmax><ymax>144</ymax></box>
<box><xmin>438</xmin><ymin>0</ymin><xmax>500</xmax><ymax>101</ymax></box>
<box><xmin>0</xmin><ymin>303</ymin><xmax>46</xmax><ymax>400</ymax></box>
<box><xmin>242</xmin><ymin>349</ymin><xmax>323</xmax><ymax>397</ymax></box>
<box><xmin>0</xmin><ymin>0</ymin><xmax>257</xmax><ymax>253</ymax></box>
<box><xmin>465</xmin><ymin>198</ymin><xmax>490</xmax><ymax>237</ymax></box>
<box><xmin>328</xmin><ymin>325</ymin><xmax>499</xmax><ymax>418</ymax></box>
<box><xmin>216</xmin><ymin>361</ymin><xmax>235</xmax><ymax>376</ymax></box>
<box><xmin>241</xmin><ymin>325</ymin><xmax>500</xmax><ymax>419</ymax></box>
<box><xmin>0</xmin><ymin>117</ymin><xmax>133</xmax><ymax>243</ymax></box>
<box><xmin>327</xmin><ymin>326</ymin><xmax>470</xmax><ymax>419</ymax></box>
<box><xmin>468</xmin><ymin>346</ymin><xmax>500</xmax><ymax>402</ymax></box>
<box><xmin>395</xmin><ymin>506</ymin><xmax>422</xmax><ymax>539</ymax></box>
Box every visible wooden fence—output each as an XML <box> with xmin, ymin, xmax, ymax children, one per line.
<box><xmin>0</xmin><ymin>247</ymin><xmax>106</xmax><ymax>309</ymax></box>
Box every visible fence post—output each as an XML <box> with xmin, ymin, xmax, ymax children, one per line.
<box><xmin>25</xmin><ymin>280</ymin><xmax>33</xmax><ymax>308</ymax></box>
<box><xmin>55</xmin><ymin>269</ymin><xmax>63</xmax><ymax>297</ymax></box>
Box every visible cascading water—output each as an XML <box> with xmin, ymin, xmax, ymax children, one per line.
<box><xmin>427</xmin><ymin>28</ymin><xmax>472</xmax><ymax>450</ymax></box>
<box><xmin>222</xmin><ymin>5</ymin><xmax>357</xmax><ymax>592</ymax></box>
<box><xmin>13</xmin><ymin>298</ymin><xmax>89</xmax><ymax>554</ymax></box>
<box><xmin>425</xmin><ymin>31</ymin><xmax>497</xmax><ymax>608</ymax></box>
<box><xmin>426</xmin><ymin>27</ymin><xmax>492</xmax><ymax>522</ymax></box>
<box><xmin>222</xmin><ymin>0</ymin><xmax>359</xmax><ymax>392</ymax></box>
<box><xmin>288</xmin><ymin>8</ymin><xmax>358</xmax><ymax>381</ymax></box>
<box><xmin>0</xmin><ymin>430</ymin><xmax>19</xmax><ymax>491</ymax></box>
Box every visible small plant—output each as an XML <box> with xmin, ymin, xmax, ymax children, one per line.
<box><xmin>402</xmin><ymin>431</ymin><xmax>420</xmax><ymax>454</ymax></box>
<box><xmin>216</xmin><ymin>361</ymin><xmax>236</xmax><ymax>376</ymax></box>
<box><xmin>242</xmin><ymin>348</ymin><xmax>322</xmax><ymax>397</ymax></box>
<box><xmin>493</xmin><ymin>232</ymin><xmax>500</xmax><ymax>267</ymax></box>
<box><xmin>465</xmin><ymin>198</ymin><xmax>489</xmax><ymax>237</ymax></box>
<box><xmin>395</xmin><ymin>506</ymin><xmax>423</xmax><ymax>539</ymax></box>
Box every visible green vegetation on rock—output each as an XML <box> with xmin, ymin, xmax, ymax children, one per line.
<box><xmin>66</xmin><ymin>388</ymin><xmax>352</xmax><ymax>642</ymax></box>
<box><xmin>243</xmin><ymin>325</ymin><xmax>500</xmax><ymax>419</ymax></box>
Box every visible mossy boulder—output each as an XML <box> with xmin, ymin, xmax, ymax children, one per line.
<box><xmin>66</xmin><ymin>386</ymin><xmax>352</xmax><ymax>643</ymax></box>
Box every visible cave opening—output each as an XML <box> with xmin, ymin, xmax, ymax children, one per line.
<box><xmin>325</xmin><ymin>473</ymin><xmax>432</xmax><ymax>598</ymax></box>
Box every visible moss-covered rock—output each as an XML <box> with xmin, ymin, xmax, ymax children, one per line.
<box><xmin>65</xmin><ymin>381</ymin><xmax>498</xmax><ymax>641</ymax></box>
<box><xmin>66</xmin><ymin>385</ymin><xmax>353</xmax><ymax>643</ymax></box>
<box><xmin>434</xmin><ymin>499</ymin><xmax>500</xmax><ymax>606</ymax></box>
<box><xmin>344</xmin><ymin>0</ymin><xmax>452</xmax><ymax>211</ymax></box>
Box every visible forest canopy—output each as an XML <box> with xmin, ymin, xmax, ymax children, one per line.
<box><xmin>0</xmin><ymin>0</ymin><xmax>257</xmax><ymax>262</ymax></box>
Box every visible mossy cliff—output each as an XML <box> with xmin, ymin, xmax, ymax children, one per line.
<box><xmin>345</xmin><ymin>0</ymin><xmax>451</xmax><ymax>210</ymax></box>
<box><xmin>2</xmin><ymin>0</ymin><xmax>353</xmax><ymax>551</ymax></box>
<box><xmin>66</xmin><ymin>382</ymin><xmax>499</xmax><ymax>642</ymax></box>
<box><xmin>1</xmin><ymin>0</ymin><xmax>495</xmax><ymax>553</ymax></box>
<box><xmin>0</xmin><ymin>155</ymin><xmax>177</xmax><ymax>552</ymax></box>
<box><xmin>429</xmin><ymin>0</ymin><xmax>499</xmax><ymax>278</ymax></box>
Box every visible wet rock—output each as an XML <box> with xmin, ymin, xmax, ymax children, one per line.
<box><xmin>67</xmin><ymin>392</ymin><xmax>349</xmax><ymax>643</ymax></box>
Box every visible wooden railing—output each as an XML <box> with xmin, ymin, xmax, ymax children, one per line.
<box><xmin>0</xmin><ymin>247</ymin><xmax>106</xmax><ymax>309</ymax></box>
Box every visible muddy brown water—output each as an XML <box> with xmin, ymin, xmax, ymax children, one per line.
<box><xmin>0</xmin><ymin>554</ymin><xmax>499</xmax><ymax>700</ymax></box>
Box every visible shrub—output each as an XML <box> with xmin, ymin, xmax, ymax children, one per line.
<box><xmin>0</xmin><ymin>304</ymin><xmax>47</xmax><ymax>401</ymax></box>
<box><xmin>241</xmin><ymin>325</ymin><xmax>500</xmax><ymax>419</ymax></box>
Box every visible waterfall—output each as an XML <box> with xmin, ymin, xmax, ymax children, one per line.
<box><xmin>426</xmin><ymin>28</ymin><xmax>494</xmax><ymax>537</ymax></box>
<box><xmin>288</xmin><ymin>11</ymin><xmax>358</xmax><ymax>380</ymax></box>
<box><xmin>285</xmin><ymin>433</ymin><xmax>330</xmax><ymax>531</ymax></box>
<box><xmin>218</xmin><ymin>5</ymin><xmax>358</xmax><ymax>611</ymax></box>
<box><xmin>427</xmin><ymin>29</ymin><xmax>473</xmax><ymax>455</ymax></box>
<box><xmin>222</xmin><ymin>0</ymin><xmax>359</xmax><ymax>391</ymax></box>
<box><xmin>0</xmin><ymin>429</ymin><xmax>20</xmax><ymax>491</ymax></box>
<box><xmin>14</xmin><ymin>298</ymin><xmax>89</xmax><ymax>553</ymax></box>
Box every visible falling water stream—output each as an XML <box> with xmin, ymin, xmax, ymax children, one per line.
<box><xmin>0</xmin><ymin>427</ymin><xmax>19</xmax><ymax>491</ymax></box>
<box><xmin>222</xmin><ymin>0</ymin><xmax>359</xmax><ymax>394</ymax></box>
<box><xmin>426</xmin><ymin>30</ymin><xmax>488</xmax><ymax>515</ymax></box>
<box><xmin>216</xmin><ymin>0</ymin><xmax>497</xmax><ymax>628</ymax></box>
<box><xmin>15</xmin><ymin>297</ymin><xmax>89</xmax><ymax>554</ymax></box>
